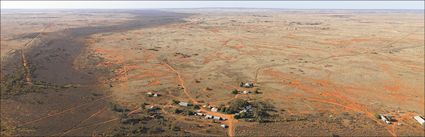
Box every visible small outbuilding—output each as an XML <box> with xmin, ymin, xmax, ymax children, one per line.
<box><xmin>179</xmin><ymin>102</ymin><xmax>192</xmax><ymax>107</ymax></box>
<box><xmin>242</xmin><ymin>90</ymin><xmax>251</xmax><ymax>94</ymax></box>
<box><xmin>148</xmin><ymin>106</ymin><xmax>159</xmax><ymax>111</ymax></box>
<box><xmin>380</xmin><ymin>115</ymin><xmax>392</xmax><ymax>124</ymax></box>
<box><xmin>211</xmin><ymin>107</ymin><xmax>218</xmax><ymax>112</ymax></box>
<box><xmin>239</xmin><ymin>109</ymin><xmax>247</xmax><ymax>113</ymax></box>
<box><xmin>146</xmin><ymin>92</ymin><xmax>160</xmax><ymax>97</ymax></box>
<box><xmin>205</xmin><ymin>115</ymin><xmax>213</xmax><ymax>119</ymax></box>
<box><xmin>414</xmin><ymin>116</ymin><xmax>425</xmax><ymax>125</ymax></box>
<box><xmin>244</xmin><ymin>105</ymin><xmax>252</xmax><ymax>111</ymax></box>
<box><xmin>240</xmin><ymin>82</ymin><xmax>254</xmax><ymax>88</ymax></box>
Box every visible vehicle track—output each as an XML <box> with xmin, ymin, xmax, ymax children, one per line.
<box><xmin>19</xmin><ymin>95</ymin><xmax>113</xmax><ymax>127</ymax></box>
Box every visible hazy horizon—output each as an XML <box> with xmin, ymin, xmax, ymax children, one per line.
<box><xmin>1</xmin><ymin>1</ymin><xmax>424</xmax><ymax>10</ymax></box>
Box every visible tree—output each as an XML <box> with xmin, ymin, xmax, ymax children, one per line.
<box><xmin>239</xmin><ymin>112</ymin><xmax>248</xmax><ymax>118</ymax></box>
<box><xmin>140</xmin><ymin>103</ymin><xmax>146</xmax><ymax>110</ymax></box>
<box><xmin>228</xmin><ymin>99</ymin><xmax>249</xmax><ymax>113</ymax></box>
<box><xmin>253</xmin><ymin>109</ymin><xmax>268</xmax><ymax>122</ymax></box>
<box><xmin>225</xmin><ymin>107</ymin><xmax>233</xmax><ymax>114</ymax></box>
<box><xmin>182</xmin><ymin>109</ymin><xmax>194</xmax><ymax>116</ymax></box>
<box><xmin>220</xmin><ymin>107</ymin><xmax>227</xmax><ymax>113</ymax></box>
<box><xmin>252</xmin><ymin>101</ymin><xmax>273</xmax><ymax>122</ymax></box>
<box><xmin>193</xmin><ymin>105</ymin><xmax>200</xmax><ymax>110</ymax></box>
<box><xmin>174</xmin><ymin>109</ymin><xmax>182</xmax><ymax>114</ymax></box>
<box><xmin>232</xmin><ymin>89</ymin><xmax>238</xmax><ymax>94</ymax></box>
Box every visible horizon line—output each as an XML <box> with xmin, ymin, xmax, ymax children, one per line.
<box><xmin>2</xmin><ymin>8</ymin><xmax>424</xmax><ymax>10</ymax></box>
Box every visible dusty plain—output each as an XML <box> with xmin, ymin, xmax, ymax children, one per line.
<box><xmin>1</xmin><ymin>9</ymin><xmax>424</xmax><ymax>136</ymax></box>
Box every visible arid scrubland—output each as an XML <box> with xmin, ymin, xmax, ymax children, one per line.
<box><xmin>1</xmin><ymin>9</ymin><xmax>424</xmax><ymax>136</ymax></box>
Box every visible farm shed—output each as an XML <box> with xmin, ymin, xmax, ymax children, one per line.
<box><xmin>414</xmin><ymin>116</ymin><xmax>425</xmax><ymax>125</ymax></box>
<box><xmin>179</xmin><ymin>102</ymin><xmax>191</xmax><ymax>107</ymax></box>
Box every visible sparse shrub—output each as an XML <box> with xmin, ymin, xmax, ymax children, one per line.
<box><xmin>109</xmin><ymin>103</ymin><xmax>129</xmax><ymax>112</ymax></box>
<box><xmin>172</xmin><ymin>100</ymin><xmax>180</xmax><ymax>104</ymax></box>
<box><xmin>224</xmin><ymin>107</ymin><xmax>233</xmax><ymax>114</ymax></box>
<box><xmin>121</xmin><ymin>117</ymin><xmax>142</xmax><ymax>125</ymax></box>
<box><xmin>140</xmin><ymin>103</ymin><xmax>146</xmax><ymax>110</ymax></box>
<box><xmin>0</xmin><ymin>69</ymin><xmax>42</xmax><ymax>98</ymax></box>
<box><xmin>239</xmin><ymin>112</ymin><xmax>248</xmax><ymax>118</ymax></box>
<box><xmin>174</xmin><ymin>109</ymin><xmax>182</xmax><ymax>114</ymax></box>
<box><xmin>181</xmin><ymin>109</ymin><xmax>194</xmax><ymax>116</ymax></box>
<box><xmin>171</xmin><ymin>125</ymin><xmax>180</xmax><ymax>131</ymax></box>
<box><xmin>374</xmin><ymin>113</ymin><xmax>381</xmax><ymax>119</ymax></box>
<box><xmin>220</xmin><ymin>107</ymin><xmax>227</xmax><ymax>113</ymax></box>
<box><xmin>193</xmin><ymin>105</ymin><xmax>200</xmax><ymax>110</ymax></box>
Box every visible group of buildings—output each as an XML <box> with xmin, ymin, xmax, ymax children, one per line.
<box><xmin>146</xmin><ymin>92</ymin><xmax>160</xmax><ymax>97</ymax></box>
<box><xmin>379</xmin><ymin>114</ymin><xmax>424</xmax><ymax>126</ymax></box>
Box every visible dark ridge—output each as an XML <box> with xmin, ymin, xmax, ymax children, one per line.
<box><xmin>0</xmin><ymin>10</ymin><xmax>191</xmax><ymax>136</ymax></box>
<box><xmin>2</xmin><ymin>10</ymin><xmax>191</xmax><ymax>86</ymax></box>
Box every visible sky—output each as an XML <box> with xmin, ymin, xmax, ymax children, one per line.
<box><xmin>1</xmin><ymin>1</ymin><xmax>424</xmax><ymax>9</ymax></box>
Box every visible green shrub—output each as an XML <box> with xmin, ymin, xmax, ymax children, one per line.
<box><xmin>181</xmin><ymin>109</ymin><xmax>194</xmax><ymax>116</ymax></box>
<box><xmin>172</xmin><ymin>100</ymin><xmax>180</xmax><ymax>104</ymax></box>
<box><xmin>0</xmin><ymin>69</ymin><xmax>42</xmax><ymax>98</ymax></box>
<box><xmin>109</xmin><ymin>103</ymin><xmax>129</xmax><ymax>112</ymax></box>
<box><xmin>174</xmin><ymin>109</ymin><xmax>182</xmax><ymax>114</ymax></box>
<box><xmin>374</xmin><ymin>113</ymin><xmax>381</xmax><ymax>119</ymax></box>
<box><xmin>220</xmin><ymin>107</ymin><xmax>227</xmax><ymax>113</ymax></box>
<box><xmin>231</xmin><ymin>89</ymin><xmax>238</xmax><ymax>94</ymax></box>
<box><xmin>228</xmin><ymin>99</ymin><xmax>249</xmax><ymax>113</ymax></box>
<box><xmin>239</xmin><ymin>112</ymin><xmax>248</xmax><ymax>118</ymax></box>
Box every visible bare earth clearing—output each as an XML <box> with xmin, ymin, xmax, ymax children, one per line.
<box><xmin>1</xmin><ymin>9</ymin><xmax>424</xmax><ymax>136</ymax></box>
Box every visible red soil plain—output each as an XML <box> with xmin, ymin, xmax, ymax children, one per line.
<box><xmin>1</xmin><ymin>9</ymin><xmax>424</xmax><ymax>136</ymax></box>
